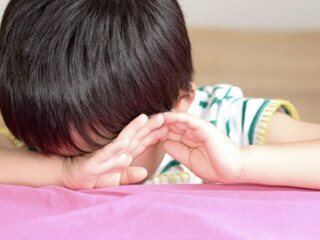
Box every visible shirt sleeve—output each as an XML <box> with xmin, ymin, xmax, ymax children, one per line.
<box><xmin>235</xmin><ymin>97</ymin><xmax>299</xmax><ymax>146</ymax></box>
<box><xmin>191</xmin><ymin>85</ymin><xmax>299</xmax><ymax>147</ymax></box>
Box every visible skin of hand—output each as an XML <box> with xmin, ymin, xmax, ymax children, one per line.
<box><xmin>61</xmin><ymin>114</ymin><xmax>168</xmax><ymax>190</ymax></box>
<box><xmin>162</xmin><ymin>112</ymin><xmax>242</xmax><ymax>184</ymax></box>
<box><xmin>162</xmin><ymin>111</ymin><xmax>320</xmax><ymax>189</ymax></box>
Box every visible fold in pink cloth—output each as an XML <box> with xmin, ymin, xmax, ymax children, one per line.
<box><xmin>0</xmin><ymin>184</ymin><xmax>319</xmax><ymax>239</ymax></box>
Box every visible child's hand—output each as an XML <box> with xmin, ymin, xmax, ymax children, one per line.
<box><xmin>61</xmin><ymin>114</ymin><xmax>167</xmax><ymax>189</ymax></box>
<box><xmin>162</xmin><ymin>112</ymin><xmax>242</xmax><ymax>184</ymax></box>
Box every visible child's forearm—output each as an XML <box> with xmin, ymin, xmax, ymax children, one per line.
<box><xmin>238</xmin><ymin>140</ymin><xmax>320</xmax><ymax>189</ymax></box>
<box><xmin>0</xmin><ymin>148</ymin><xmax>64</xmax><ymax>187</ymax></box>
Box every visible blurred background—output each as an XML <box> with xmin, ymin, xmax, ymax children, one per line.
<box><xmin>178</xmin><ymin>0</ymin><xmax>320</xmax><ymax>123</ymax></box>
<box><xmin>0</xmin><ymin>0</ymin><xmax>319</xmax><ymax>123</ymax></box>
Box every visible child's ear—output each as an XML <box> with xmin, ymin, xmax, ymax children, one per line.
<box><xmin>172</xmin><ymin>83</ymin><xmax>197</xmax><ymax>113</ymax></box>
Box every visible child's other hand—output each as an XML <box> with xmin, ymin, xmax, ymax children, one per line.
<box><xmin>162</xmin><ymin>112</ymin><xmax>242</xmax><ymax>184</ymax></box>
<box><xmin>61</xmin><ymin>114</ymin><xmax>167</xmax><ymax>190</ymax></box>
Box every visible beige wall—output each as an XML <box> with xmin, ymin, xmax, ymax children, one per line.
<box><xmin>1</xmin><ymin>0</ymin><xmax>320</xmax><ymax>30</ymax></box>
<box><xmin>178</xmin><ymin>0</ymin><xmax>320</xmax><ymax>30</ymax></box>
<box><xmin>189</xmin><ymin>29</ymin><xmax>320</xmax><ymax>123</ymax></box>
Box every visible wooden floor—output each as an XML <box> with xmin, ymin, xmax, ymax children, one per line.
<box><xmin>189</xmin><ymin>28</ymin><xmax>320</xmax><ymax>123</ymax></box>
<box><xmin>1</xmin><ymin>29</ymin><xmax>320</xmax><ymax>128</ymax></box>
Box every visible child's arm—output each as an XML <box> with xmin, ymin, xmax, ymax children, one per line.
<box><xmin>0</xmin><ymin>147</ymin><xmax>65</xmax><ymax>187</ymax></box>
<box><xmin>0</xmin><ymin>114</ymin><xmax>166</xmax><ymax>189</ymax></box>
<box><xmin>240</xmin><ymin>112</ymin><xmax>320</xmax><ymax>188</ymax></box>
<box><xmin>162</xmin><ymin>112</ymin><xmax>320</xmax><ymax>189</ymax></box>
<box><xmin>240</xmin><ymin>139</ymin><xmax>320</xmax><ymax>189</ymax></box>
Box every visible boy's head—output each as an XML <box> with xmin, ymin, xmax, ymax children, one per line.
<box><xmin>0</xmin><ymin>0</ymin><xmax>193</xmax><ymax>155</ymax></box>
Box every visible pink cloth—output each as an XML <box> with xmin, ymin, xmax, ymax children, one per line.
<box><xmin>0</xmin><ymin>184</ymin><xmax>319</xmax><ymax>239</ymax></box>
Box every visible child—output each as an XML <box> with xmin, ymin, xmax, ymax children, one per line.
<box><xmin>0</xmin><ymin>0</ymin><xmax>319</xmax><ymax>190</ymax></box>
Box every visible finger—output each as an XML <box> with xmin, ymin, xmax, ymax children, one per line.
<box><xmin>164</xmin><ymin>112</ymin><xmax>201</xmax><ymax>130</ymax></box>
<box><xmin>165</xmin><ymin>123</ymin><xmax>189</xmax><ymax>136</ymax></box>
<box><xmin>120</xmin><ymin>166</ymin><xmax>148</xmax><ymax>185</ymax></box>
<box><xmin>95</xmin><ymin>172</ymin><xmax>122</xmax><ymax>188</ymax></box>
<box><xmin>164</xmin><ymin>113</ymin><xmax>216</xmax><ymax>143</ymax></box>
<box><xmin>131</xmin><ymin>126</ymin><xmax>168</xmax><ymax>157</ymax></box>
<box><xmin>127</xmin><ymin>114</ymin><xmax>165</xmax><ymax>152</ymax></box>
<box><xmin>117</xmin><ymin>114</ymin><xmax>149</xmax><ymax>141</ymax></box>
<box><xmin>95</xmin><ymin>166</ymin><xmax>148</xmax><ymax>188</ymax></box>
<box><xmin>99</xmin><ymin>154</ymin><xmax>133</xmax><ymax>173</ymax></box>
<box><xmin>134</xmin><ymin>114</ymin><xmax>164</xmax><ymax>140</ymax></box>
<box><xmin>91</xmin><ymin>138</ymin><xmax>131</xmax><ymax>164</ymax></box>
<box><xmin>164</xmin><ymin>122</ymin><xmax>198</xmax><ymax>143</ymax></box>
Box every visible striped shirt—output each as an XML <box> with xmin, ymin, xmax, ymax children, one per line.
<box><xmin>146</xmin><ymin>84</ymin><xmax>299</xmax><ymax>185</ymax></box>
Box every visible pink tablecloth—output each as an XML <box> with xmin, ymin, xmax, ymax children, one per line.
<box><xmin>0</xmin><ymin>184</ymin><xmax>319</xmax><ymax>239</ymax></box>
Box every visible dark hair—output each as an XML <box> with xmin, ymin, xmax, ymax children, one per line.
<box><xmin>0</xmin><ymin>0</ymin><xmax>193</xmax><ymax>155</ymax></box>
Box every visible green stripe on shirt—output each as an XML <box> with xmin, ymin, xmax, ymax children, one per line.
<box><xmin>160</xmin><ymin>160</ymin><xmax>181</xmax><ymax>174</ymax></box>
<box><xmin>199</xmin><ymin>101</ymin><xmax>208</xmax><ymax>108</ymax></box>
<box><xmin>242</xmin><ymin>99</ymin><xmax>249</xmax><ymax>132</ymax></box>
<box><xmin>210</xmin><ymin>120</ymin><xmax>217</xmax><ymax>126</ymax></box>
<box><xmin>248</xmin><ymin>99</ymin><xmax>271</xmax><ymax>144</ymax></box>
<box><xmin>210</xmin><ymin>97</ymin><xmax>221</xmax><ymax>106</ymax></box>
<box><xmin>223</xmin><ymin>87</ymin><xmax>233</xmax><ymax>100</ymax></box>
<box><xmin>210</xmin><ymin>86</ymin><xmax>234</xmax><ymax>106</ymax></box>
<box><xmin>226</xmin><ymin>120</ymin><xmax>231</xmax><ymax>137</ymax></box>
